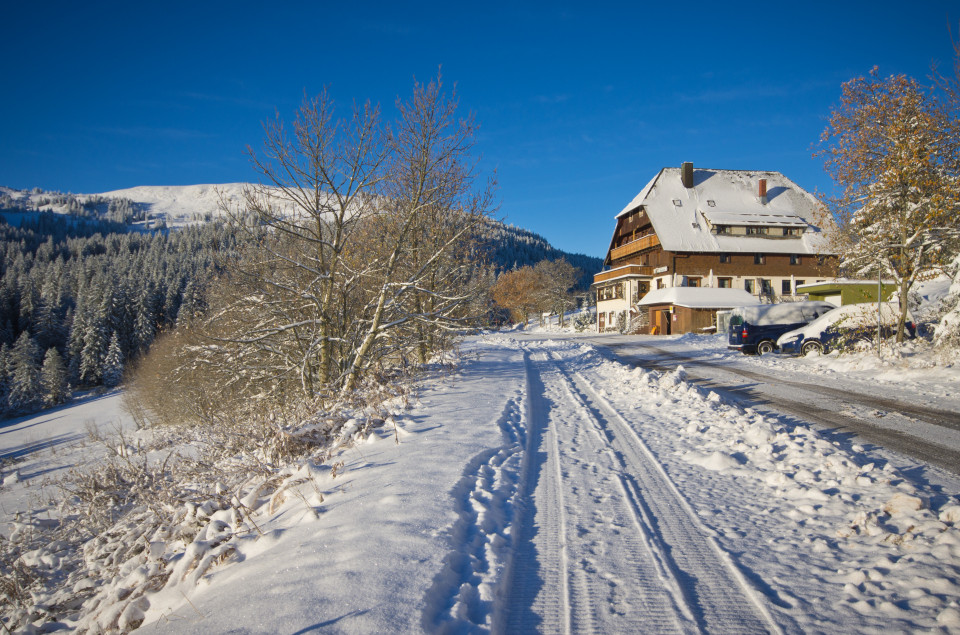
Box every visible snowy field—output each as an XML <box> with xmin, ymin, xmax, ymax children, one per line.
<box><xmin>0</xmin><ymin>390</ymin><xmax>132</xmax><ymax>520</ymax></box>
<box><xmin>2</xmin><ymin>334</ymin><xmax>959</xmax><ymax>633</ymax></box>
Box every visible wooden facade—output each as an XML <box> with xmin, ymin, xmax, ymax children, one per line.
<box><xmin>593</xmin><ymin>164</ymin><xmax>839</xmax><ymax>334</ymax></box>
<box><xmin>646</xmin><ymin>305</ymin><xmax>718</xmax><ymax>336</ymax></box>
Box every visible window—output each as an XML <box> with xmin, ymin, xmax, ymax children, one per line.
<box><xmin>597</xmin><ymin>283</ymin><xmax>624</xmax><ymax>301</ymax></box>
<box><xmin>790</xmin><ymin>254</ymin><xmax>801</xmax><ymax>265</ymax></box>
<box><xmin>817</xmin><ymin>255</ymin><xmax>826</xmax><ymax>266</ymax></box>
<box><xmin>687</xmin><ymin>277</ymin><xmax>701</xmax><ymax>287</ymax></box>
<box><xmin>717</xmin><ymin>277</ymin><xmax>732</xmax><ymax>288</ymax></box>
<box><xmin>715</xmin><ymin>225</ymin><xmax>729</xmax><ymax>235</ymax></box>
<box><xmin>657</xmin><ymin>278</ymin><xmax>666</xmax><ymax>289</ymax></box>
<box><xmin>761</xmin><ymin>279</ymin><xmax>774</xmax><ymax>295</ymax></box>
<box><xmin>754</xmin><ymin>253</ymin><xmax>765</xmax><ymax>265</ymax></box>
<box><xmin>746</xmin><ymin>226</ymin><xmax>768</xmax><ymax>235</ymax></box>
<box><xmin>783</xmin><ymin>227</ymin><xmax>802</xmax><ymax>237</ymax></box>
<box><xmin>719</xmin><ymin>253</ymin><xmax>730</xmax><ymax>264</ymax></box>
<box><xmin>795</xmin><ymin>279</ymin><xmax>805</xmax><ymax>288</ymax></box>
<box><xmin>744</xmin><ymin>279</ymin><xmax>755</xmax><ymax>294</ymax></box>
<box><xmin>781</xmin><ymin>280</ymin><xmax>792</xmax><ymax>295</ymax></box>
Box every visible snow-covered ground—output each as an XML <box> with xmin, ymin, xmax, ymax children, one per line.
<box><xmin>99</xmin><ymin>184</ymin><xmax>248</xmax><ymax>224</ymax></box>
<box><xmin>3</xmin><ymin>334</ymin><xmax>959</xmax><ymax>633</ymax></box>
<box><xmin>0</xmin><ymin>390</ymin><xmax>132</xmax><ymax>520</ymax></box>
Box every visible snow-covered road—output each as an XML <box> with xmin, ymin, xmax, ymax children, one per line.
<box><xmin>500</xmin><ymin>343</ymin><xmax>777</xmax><ymax>633</ymax></box>
<box><xmin>574</xmin><ymin>333</ymin><xmax>960</xmax><ymax>478</ymax></box>
<box><xmin>3</xmin><ymin>335</ymin><xmax>959</xmax><ymax>633</ymax></box>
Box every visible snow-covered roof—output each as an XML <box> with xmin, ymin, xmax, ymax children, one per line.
<box><xmin>613</xmin><ymin>167</ymin><xmax>833</xmax><ymax>256</ymax></box>
<box><xmin>636</xmin><ymin>287</ymin><xmax>761</xmax><ymax>308</ymax></box>
<box><xmin>700</xmin><ymin>209</ymin><xmax>807</xmax><ymax>228</ymax></box>
<box><xmin>796</xmin><ymin>278</ymin><xmax>894</xmax><ymax>289</ymax></box>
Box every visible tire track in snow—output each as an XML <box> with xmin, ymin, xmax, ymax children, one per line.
<box><xmin>543</xmin><ymin>349</ymin><xmax>698</xmax><ymax>634</ymax></box>
<box><xmin>510</xmin><ymin>346</ymin><xmax>696</xmax><ymax>634</ymax></box>
<box><xmin>500</xmin><ymin>349</ymin><xmax>573</xmax><ymax>634</ymax></box>
<box><xmin>566</xmin><ymin>364</ymin><xmax>783</xmax><ymax>635</ymax></box>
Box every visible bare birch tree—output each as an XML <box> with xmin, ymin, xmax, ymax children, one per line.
<box><xmin>339</xmin><ymin>77</ymin><xmax>495</xmax><ymax>394</ymax></box>
<box><xmin>199</xmin><ymin>76</ymin><xmax>494</xmax><ymax>405</ymax></box>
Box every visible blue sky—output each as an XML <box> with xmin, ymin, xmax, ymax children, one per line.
<box><xmin>1</xmin><ymin>1</ymin><xmax>956</xmax><ymax>258</ymax></box>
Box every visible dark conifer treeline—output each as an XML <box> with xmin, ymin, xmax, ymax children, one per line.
<box><xmin>476</xmin><ymin>219</ymin><xmax>602</xmax><ymax>290</ymax></box>
<box><xmin>0</xmin><ymin>203</ymin><xmax>601</xmax><ymax>417</ymax></box>
<box><xmin>0</xmin><ymin>211</ymin><xmax>238</xmax><ymax>415</ymax></box>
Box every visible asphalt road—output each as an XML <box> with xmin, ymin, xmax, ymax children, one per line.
<box><xmin>576</xmin><ymin>335</ymin><xmax>960</xmax><ymax>477</ymax></box>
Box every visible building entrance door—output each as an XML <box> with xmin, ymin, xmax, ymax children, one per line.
<box><xmin>656</xmin><ymin>309</ymin><xmax>672</xmax><ymax>335</ymax></box>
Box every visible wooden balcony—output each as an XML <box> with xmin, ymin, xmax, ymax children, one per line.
<box><xmin>609</xmin><ymin>233</ymin><xmax>660</xmax><ymax>260</ymax></box>
<box><xmin>593</xmin><ymin>264</ymin><xmax>654</xmax><ymax>284</ymax></box>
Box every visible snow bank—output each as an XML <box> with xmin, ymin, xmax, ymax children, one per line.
<box><xmin>552</xmin><ymin>337</ymin><xmax>960</xmax><ymax>632</ymax></box>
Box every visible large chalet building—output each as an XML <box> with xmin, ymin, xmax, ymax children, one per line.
<box><xmin>594</xmin><ymin>162</ymin><xmax>837</xmax><ymax>333</ymax></box>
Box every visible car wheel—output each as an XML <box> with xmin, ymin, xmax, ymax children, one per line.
<box><xmin>801</xmin><ymin>340</ymin><xmax>823</xmax><ymax>356</ymax></box>
<box><xmin>757</xmin><ymin>340</ymin><xmax>775</xmax><ymax>355</ymax></box>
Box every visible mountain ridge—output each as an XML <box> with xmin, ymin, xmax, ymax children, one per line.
<box><xmin>0</xmin><ymin>184</ymin><xmax>603</xmax><ymax>288</ymax></box>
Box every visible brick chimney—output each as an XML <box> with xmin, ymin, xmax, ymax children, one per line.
<box><xmin>681</xmin><ymin>162</ymin><xmax>694</xmax><ymax>188</ymax></box>
<box><xmin>758</xmin><ymin>178</ymin><xmax>767</xmax><ymax>203</ymax></box>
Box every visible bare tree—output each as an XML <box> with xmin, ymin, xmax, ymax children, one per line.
<box><xmin>534</xmin><ymin>258</ymin><xmax>580</xmax><ymax>327</ymax></box>
<box><xmin>340</xmin><ymin>77</ymin><xmax>495</xmax><ymax>393</ymax></box>
<box><xmin>200</xmin><ymin>76</ymin><xmax>494</xmax><ymax>405</ymax></box>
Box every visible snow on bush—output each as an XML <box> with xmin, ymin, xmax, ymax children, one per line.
<box><xmin>934</xmin><ymin>255</ymin><xmax>960</xmax><ymax>360</ymax></box>
<box><xmin>0</xmin><ymin>382</ymin><xmax>414</xmax><ymax>632</ymax></box>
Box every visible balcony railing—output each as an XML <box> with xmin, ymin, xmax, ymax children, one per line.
<box><xmin>609</xmin><ymin>233</ymin><xmax>660</xmax><ymax>260</ymax></box>
<box><xmin>593</xmin><ymin>264</ymin><xmax>654</xmax><ymax>284</ymax></box>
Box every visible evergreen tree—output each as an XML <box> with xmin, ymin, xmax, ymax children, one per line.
<box><xmin>133</xmin><ymin>282</ymin><xmax>159</xmax><ymax>352</ymax></box>
<box><xmin>9</xmin><ymin>332</ymin><xmax>42</xmax><ymax>411</ymax></box>
<box><xmin>0</xmin><ymin>343</ymin><xmax>11</xmax><ymax>413</ymax></box>
<box><xmin>102</xmin><ymin>332</ymin><xmax>124</xmax><ymax>388</ymax></box>
<box><xmin>40</xmin><ymin>347</ymin><xmax>68</xmax><ymax>406</ymax></box>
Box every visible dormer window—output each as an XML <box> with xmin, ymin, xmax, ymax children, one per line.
<box><xmin>746</xmin><ymin>227</ymin><xmax>768</xmax><ymax>236</ymax></box>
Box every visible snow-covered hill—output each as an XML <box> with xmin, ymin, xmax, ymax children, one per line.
<box><xmin>99</xmin><ymin>183</ymin><xmax>248</xmax><ymax>223</ymax></box>
<box><xmin>0</xmin><ymin>183</ymin><xmax>248</xmax><ymax>225</ymax></box>
<box><xmin>0</xmin><ymin>184</ymin><xmax>605</xmax><ymax>285</ymax></box>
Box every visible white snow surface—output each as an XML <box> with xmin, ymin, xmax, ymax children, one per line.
<box><xmin>99</xmin><ymin>183</ymin><xmax>249</xmax><ymax>222</ymax></box>
<box><xmin>0</xmin><ymin>390</ymin><xmax>133</xmax><ymax>520</ymax></box>
<box><xmin>637</xmin><ymin>286</ymin><xmax>760</xmax><ymax>308</ymax></box>
<box><xmin>3</xmin><ymin>335</ymin><xmax>960</xmax><ymax>633</ymax></box>
<box><xmin>1</xmin><ymin>183</ymin><xmax>253</xmax><ymax>226</ymax></box>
